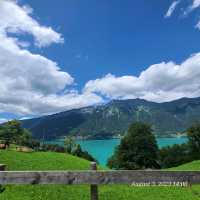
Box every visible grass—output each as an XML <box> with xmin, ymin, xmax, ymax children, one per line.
<box><xmin>0</xmin><ymin>150</ymin><xmax>91</xmax><ymax>171</ymax></box>
<box><xmin>169</xmin><ymin>160</ymin><xmax>200</xmax><ymax>170</ymax></box>
<box><xmin>1</xmin><ymin>150</ymin><xmax>200</xmax><ymax>200</ymax></box>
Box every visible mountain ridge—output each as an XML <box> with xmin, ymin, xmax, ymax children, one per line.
<box><xmin>21</xmin><ymin>97</ymin><xmax>200</xmax><ymax>140</ymax></box>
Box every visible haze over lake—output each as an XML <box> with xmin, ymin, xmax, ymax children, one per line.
<box><xmin>46</xmin><ymin>137</ymin><xmax>187</xmax><ymax>166</ymax></box>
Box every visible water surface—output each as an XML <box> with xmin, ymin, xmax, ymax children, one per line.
<box><xmin>46</xmin><ymin>137</ymin><xmax>187</xmax><ymax>166</ymax></box>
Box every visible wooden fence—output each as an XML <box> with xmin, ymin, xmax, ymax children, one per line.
<box><xmin>1</xmin><ymin>162</ymin><xmax>200</xmax><ymax>200</ymax></box>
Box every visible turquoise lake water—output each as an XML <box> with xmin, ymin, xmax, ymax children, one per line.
<box><xmin>46</xmin><ymin>137</ymin><xmax>188</xmax><ymax>166</ymax></box>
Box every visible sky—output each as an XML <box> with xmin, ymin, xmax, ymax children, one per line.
<box><xmin>1</xmin><ymin>0</ymin><xmax>200</xmax><ymax>122</ymax></box>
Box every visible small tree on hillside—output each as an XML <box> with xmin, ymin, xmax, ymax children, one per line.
<box><xmin>187</xmin><ymin>122</ymin><xmax>200</xmax><ymax>159</ymax></box>
<box><xmin>0</xmin><ymin>120</ymin><xmax>32</xmax><ymax>148</ymax></box>
<box><xmin>64</xmin><ymin>136</ymin><xmax>76</xmax><ymax>153</ymax></box>
<box><xmin>16</xmin><ymin>129</ymin><xmax>32</xmax><ymax>146</ymax></box>
<box><xmin>107</xmin><ymin>122</ymin><xmax>159</xmax><ymax>170</ymax></box>
<box><xmin>72</xmin><ymin>144</ymin><xmax>97</xmax><ymax>162</ymax></box>
<box><xmin>0</xmin><ymin>120</ymin><xmax>23</xmax><ymax>147</ymax></box>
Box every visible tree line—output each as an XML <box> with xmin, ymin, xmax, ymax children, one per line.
<box><xmin>1</xmin><ymin>120</ymin><xmax>200</xmax><ymax>169</ymax></box>
<box><xmin>0</xmin><ymin>120</ymin><xmax>96</xmax><ymax>162</ymax></box>
<box><xmin>108</xmin><ymin>122</ymin><xmax>200</xmax><ymax>169</ymax></box>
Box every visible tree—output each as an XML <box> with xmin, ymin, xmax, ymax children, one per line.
<box><xmin>72</xmin><ymin>144</ymin><xmax>82</xmax><ymax>156</ymax></box>
<box><xmin>16</xmin><ymin>129</ymin><xmax>32</xmax><ymax>146</ymax></box>
<box><xmin>25</xmin><ymin>138</ymin><xmax>40</xmax><ymax>150</ymax></box>
<box><xmin>187</xmin><ymin>122</ymin><xmax>200</xmax><ymax>159</ymax></box>
<box><xmin>0</xmin><ymin>120</ymin><xmax>33</xmax><ymax>148</ymax></box>
<box><xmin>40</xmin><ymin>143</ymin><xmax>66</xmax><ymax>153</ymax></box>
<box><xmin>107</xmin><ymin>122</ymin><xmax>159</xmax><ymax>170</ymax></box>
<box><xmin>0</xmin><ymin>120</ymin><xmax>23</xmax><ymax>147</ymax></box>
<box><xmin>158</xmin><ymin>123</ymin><xmax>200</xmax><ymax>168</ymax></box>
<box><xmin>72</xmin><ymin>144</ymin><xmax>97</xmax><ymax>162</ymax></box>
<box><xmin>64</xmin><ymin>136</ymin><xmax>76</xmax><ymax>153</ymax></box>
<box><xmin>159</xmin><ymin>143</ymin><xmax>190</xmax><ymax>168</ymax></box>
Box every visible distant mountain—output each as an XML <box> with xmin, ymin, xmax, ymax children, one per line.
<box><xmin>21</xmin><ymin>97</ymin><xmax>200</xmax><ymax>140</ymax></box>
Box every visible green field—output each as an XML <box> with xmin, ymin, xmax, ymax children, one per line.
<box><xmin>1</xmin><ymin>150</ymin><xmax>200</xmax><ymax>200</ymax></box>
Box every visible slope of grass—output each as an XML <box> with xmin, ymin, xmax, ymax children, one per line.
<box><xmin>1</xmin><ymin>150</ymin><xmax>200</xmax><ymax>200</ymax></box>
<box><xmin>0</xmin><ymin>150</ymin><xmax>91</xmax><ymax>171</ymax></box>
<box><xmin>169</xmin><ymin>160</ymin><xmax>200</xmax><ymax>170</ymax></box>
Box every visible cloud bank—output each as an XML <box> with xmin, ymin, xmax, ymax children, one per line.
<box><xmin>84</xmin><ymin>53</ymin><xmax>200</xmax><ymax>103</ymax></box>
<box><xmin>1</xmin><ymin>0</ymin><xmax>200</xmax><ymax>118</ymax></box>
<box><xmin>0</xmin><ymin>0</ymin><xmax>102</xmax><ymax>116</ymax></box>
<box><xmin>0</xmin><ymin>0</ymin><xmax>63</xmax><ymax>47</ymax></box>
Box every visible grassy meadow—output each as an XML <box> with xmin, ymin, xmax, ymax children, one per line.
<box><xmin>1</xmin><ymin>150</ymin><xmax>200</xmax><ymax>200</ymax></box>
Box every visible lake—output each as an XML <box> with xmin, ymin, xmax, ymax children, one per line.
<box><xmin>46</xmin><ymin>137</ymin><xmax>188</xmax><ymax>166</ymax></box>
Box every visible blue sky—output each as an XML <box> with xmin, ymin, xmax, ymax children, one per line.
<box><xmin>1</xmin><ymin>0</ymin><xmax>200</xmax><ymax>122</ymax></box>
<box><xmin>20</xmin><ymin>0</ymin><xmax>200</xmax><ymax>87</ymax></box>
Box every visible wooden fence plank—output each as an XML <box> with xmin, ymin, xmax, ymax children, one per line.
<box><xmin>0</xmin><ymin>170</ymin><xmax>200</xmax><ymax>185</ymax></box>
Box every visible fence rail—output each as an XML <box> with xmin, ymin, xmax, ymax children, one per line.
<box><xmin>1</xmin><ymin>163</ymin><xmax>200</xmax><ymax>200</ymax></box>
<box><xmin>1</xmin><ymin>170</ymin><xmax>200</xmax><ymax>185</ymax></box>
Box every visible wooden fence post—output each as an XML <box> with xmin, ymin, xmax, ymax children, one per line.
<box><xmin>90</xmin><ymin>162</ymin><xmax>98</xmax><ymax>200</ymax></box>
<box><xmin>0</xmin><ymin>164</ymin><xmax>6</xmax><ymax>171</ymax></box>
<box><xmin>0</xmin><ymin>164</ymin><xmax>6</xmax><ymax>193</ymax></box>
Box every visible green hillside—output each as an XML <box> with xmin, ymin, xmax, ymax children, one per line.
<box><xmin>169</xmin><ymin>160</ymin><xmax>200</xmax><ymax>171</ymax></box>
<box><xmin>1</xmin><ymin>150</ymin><xmax>200</xmax><ymax>200</ymax></box>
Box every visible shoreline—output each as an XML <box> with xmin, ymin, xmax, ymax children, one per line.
<box><xmin>45</xmin><ymin>135</ymin><xmax>188</xmax><ymax>142</ymax></box>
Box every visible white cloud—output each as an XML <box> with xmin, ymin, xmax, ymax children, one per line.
<box><xmin>0</xmin><ymin>89</ymin><xmax>102</xmax><ymax>115</ymax></box>
<box><xmin>2</xmin><ymin>0</ymin><xmax>200</xmax><ymax>119</ymax></box>
<box><xmin>184</xmin><ymin>0</ymin><xmax>200</xmax><ymax>15</ymax></box>
<box><xmin>84</xmin><ymin>53</ymin><xmax>200</xmax><ymax>103</ymax></box>
<box><xmin>195</xmin><ymin>20</ymin><xmax>200</xmax><ymax>30</ymax></box>
<box><xmin>0</xmin><ymin>0</ymin><xmax>63</xmax><ymax>47</ymax></box>
<box><xmin>165</xmin><ymin>1</ymin><xmax>180</xmax><ymax>18</ymax></box>
<box><xmin>165</xmin><ymin>0</ymin><xmax>200</xmax><ymax>31</ymax></box>
<box><xmin>0</xmin><ymin>0</ymin><xmax>103</xmax><ymax>116</ymax></box>
<box><xmin>190</xmin><ymin>0</ymin><xmax>200</xmax><ymax>10</ymax></box>
<box><xmin>184</xmin><ymin>0</ymin><xmax>200</xmax><ymax>32</ymax></box>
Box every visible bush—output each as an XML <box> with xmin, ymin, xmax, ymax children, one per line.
<box><xmin>40</xmin><ymin>144</ymin><xmax>66</xmax><ymax>153</ymax></box>
<box><xmin>159</xmin><ymin>143</ymin><xmax>191</xmax><ymax>168</ymax></box>
<box><xmin>159</xmin><ymin>123</ymin><xmax>200</xmax><ymax>168</ymax></box>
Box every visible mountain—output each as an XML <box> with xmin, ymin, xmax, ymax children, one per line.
<box><xmin>21</xmin><ymin>97</ymin><xmax>200</xmax><ymax>140</ymax></box>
